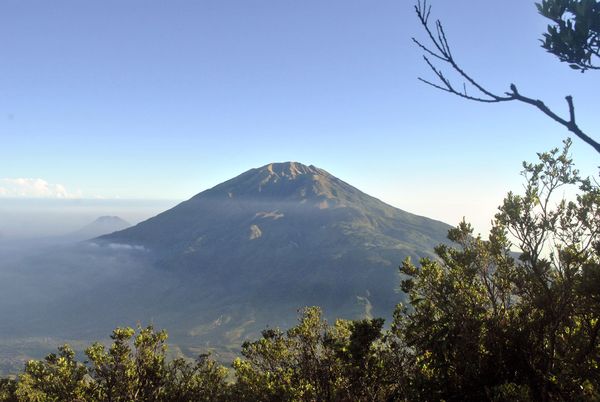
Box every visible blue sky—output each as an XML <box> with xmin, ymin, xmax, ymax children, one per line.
<box><xmin>1</xmin><ymin>0</ymin><xmax>598</xmax><ymax>234</ymax></box>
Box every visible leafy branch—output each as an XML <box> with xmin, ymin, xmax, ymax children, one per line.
<box><xmin>412</xmin><ymin>0</ymin><xmax>600</xmax><ymax>154</ymax></box>
<box><xmin>537</xmin><ymin>0</ymin><xmax>600</xmax><ymax>72</ymax></box>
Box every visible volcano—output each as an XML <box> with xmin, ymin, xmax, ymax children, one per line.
<box><xmin>96</xmin><ymin>162</ymin><xmax>451</xmax><ymax>351</ymax></box>
<box><xmin>68</xmin><ymin>216</ymin><xmax>131</xmax><ymax>241</ymax></box>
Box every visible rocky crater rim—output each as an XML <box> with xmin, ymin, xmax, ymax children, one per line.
<box><xmin>258</xmin><ymin>162</ymin><xmax>326</xmax><ymax>179</ymax></box>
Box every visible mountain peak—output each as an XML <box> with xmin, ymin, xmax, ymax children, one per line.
<box><xmin>94</xmin><ymin>216</ymin><xmax>129</xmax><ymax>224</ymax></box>
<box><xmin>199</xmin><ymin>162</ymin><xmax>333</xmax><ymax>202</ymax></box>
<box><xmin>68</xmin><ymin>216</ymin><xmax>131</xmax><ymax>241</ymax></box>
<box><xmin>260</xmin><ymin>162</ymin><xmax>321</xmax><ymax>179</ymax></box>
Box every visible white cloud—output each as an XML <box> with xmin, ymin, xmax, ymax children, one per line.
<box><xmin>0</xmin><ymin>178</ymin><xmax>82</xmax><ymax>199</ymax></box>
<box><xmin>87</xmin><ymin>242</ymin><xmax>148</xmax><ymax>252</ymax></box>
<box><xmin>107</xmin><ymin>243</ymin><xmax>148</xmax><ymax>251</ymax></box>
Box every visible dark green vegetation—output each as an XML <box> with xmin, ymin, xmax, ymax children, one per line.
<box><xmin>538</xmin><ymin>0</ymin><xmax>600</xmax><ymax>72</ymax></box>
<box><xmin>396</xmin><ymin>141</ymin><xmax>600</xmax><ymax>401</ymax></box>
<box><xmin>0</xmin><ymin>326</ymin><xmax>228</xmax><ymax>402</ymax></box>
<box><xmin>0</xmin><ymin>310</ymin><xmax>393</xmax><ymax>402</ymax></box>
<box><xmin>2</xmin><ymin>141</ymin><xmax>599</xmax><ymax>401</ymax></box>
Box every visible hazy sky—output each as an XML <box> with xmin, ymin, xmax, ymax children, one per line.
<box><xmin>1</xmin><ymin>0</ymin><xmax>598</xmax><ymax>235</ymax></box>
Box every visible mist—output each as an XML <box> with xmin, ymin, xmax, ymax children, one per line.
<box><xmin>0</xmin><ymin>198</ymin><xmax>179</xmax><ymax>240</ymax></box>
<box><xmin>0</xmin><ymin>198</ymin><xmax>182</xmax><ymax>374</ymax></box>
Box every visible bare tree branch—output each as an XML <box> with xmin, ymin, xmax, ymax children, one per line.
<box><xmin>413</xmin><ymin>1</ymin><xmax>600</xmax><ymax>154</ymax></box>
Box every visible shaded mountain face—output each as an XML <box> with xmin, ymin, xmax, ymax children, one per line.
<box><xmin>96</xmin><ymin>162</ymin><xmax>452</xmax><ymax>352</ymax></box>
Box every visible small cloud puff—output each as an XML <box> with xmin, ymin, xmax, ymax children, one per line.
<box><xmin>0</xmin><ymin>178</ymin><xmax>82</xmax><ymax>199</ymax></box>
<box><xmin>88</xmin><ymin>242</ymin><xmax>148</xmax><ymax>252</ymax></box>
<box><xmin>107</xmin><ymin>243</ymin><xmax>148</xmax><ymax>251</ymax></box>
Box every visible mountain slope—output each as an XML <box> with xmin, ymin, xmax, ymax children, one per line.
<box><xmin>98</xmin><ymin>162</ymin><xmax>452</xmax><ymax>351</ymax></box>
<box><xmin>103</xmin><ymin>162</ymin><xmax>447</xmax><ymax>257</ymax></box>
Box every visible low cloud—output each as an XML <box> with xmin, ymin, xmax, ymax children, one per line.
<box><xmin>0</xmin><ymin>178</ymin><xmax>82</xmax><ymax>199</ymax></box>
<box><xmin>88</xmin><ymin>242</ymin><xmax>148</xmax><ymax>252</ymax></box>
<box><xmin>108</xmin><ymin>243</ymin><xmax>148</xmax><ymax>251</ymax></box>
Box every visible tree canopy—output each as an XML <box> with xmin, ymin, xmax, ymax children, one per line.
<box><xmin>4</xmin><ymin>326</ymin><xmax>228</xmax><ymax>402</ymax></box>
<box><xmin>538</xmin><ymin>0</ymin><xmax>600</xmax><ymax>71</ymax></box>
<box><xmin>395</xmin><ymin>140</ymin><xmax>600</xmax><ymax>401</ymax></box>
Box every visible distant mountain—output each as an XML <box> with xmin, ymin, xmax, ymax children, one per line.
<box><xmin>96</xmin><ymin>162</ymin><xmax>452</xmax><ymax>353</ymax></box>
<box><xmin>67</xmin><ymin>216</ymin><xmax>131</xmax><ymax>241</ymax></box>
